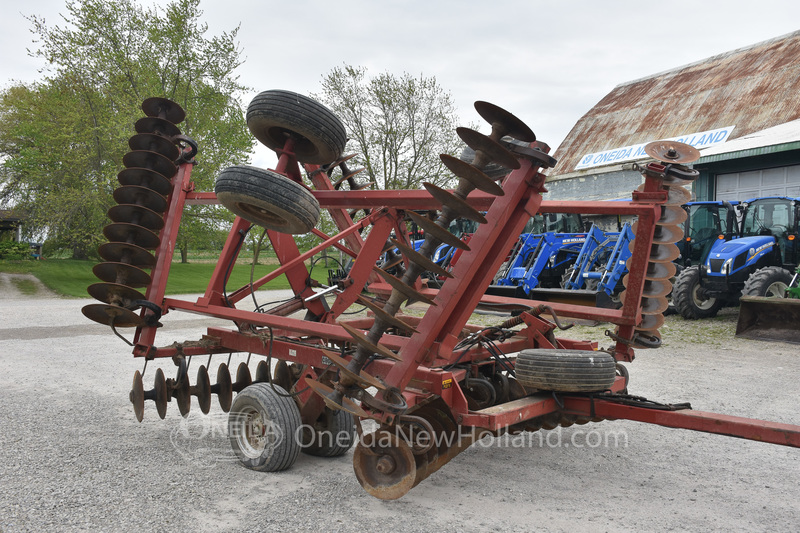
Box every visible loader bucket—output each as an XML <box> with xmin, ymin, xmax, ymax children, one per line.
<box><xmin>736</xmin><ymin>296</ymin><xmax>800</xmax><ymax>344</ymax></box>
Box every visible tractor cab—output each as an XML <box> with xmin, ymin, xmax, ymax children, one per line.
<box><xmin>678</xmin><ymin>200</ymin><xmax>739</xmax><ymax>267</ymax></box>
<box><xmin>738</xmin><ymin>196</ymin><xmax>800</xmax><ymax>268</ymax></box>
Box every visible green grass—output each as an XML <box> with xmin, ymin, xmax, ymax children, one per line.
<box><xmin>0</xmin><ymin>258</ymin><xmax>330</xmax><ymax>298</ymax></box>
<box><xmin>10</xmin><ymin>277</ymin><xmax>39</xmax><ymax>295</ymax></box>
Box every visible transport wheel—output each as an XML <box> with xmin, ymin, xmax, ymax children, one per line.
<box><xmin>353</xmin><ymin>430</ymin><xmax>416</xmax><ymax>500</ymax></box>
<box><xmin>301</xmin><ymin>407</ymin><xmax>356</xmax><ymax>457</ymax></box>
<box><xmin>215</xmin><ymin>165</ymin><xmax>320</xmax><ymax>234</ymax></box>
<box><xmin>742</xmin><ymin>266</ymin><xmax>793</xmax><ymax>298</ymax></box>
<box><xmin>228</xmin><ymin>383</ymin><xmax>301</xmax><ymax>472</ymax></box>
<box><xmin>672</xmin><ymin>265</ymin><xmax>722</xmax><ymax>319</ymax></box>
<box><xmin>515</xmin><ymin>349</ymin><xmax>616</xmax><ymax>393</ymax></box>
<box><xmin>246</xmin><ymin>89</ymin><xmax>347</xmax><ymax>165</ymax></box>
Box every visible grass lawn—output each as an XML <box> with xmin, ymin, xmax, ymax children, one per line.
<box><xmin>0</xmin><ymin>257</ymin><xmax>331</xmax><ymax>298</ymax></box>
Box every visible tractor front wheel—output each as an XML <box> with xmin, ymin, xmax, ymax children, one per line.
<box><xmin>673</xmin><ymin>265</ymin><xmax>722</xmax><ymax>319</ymax></box>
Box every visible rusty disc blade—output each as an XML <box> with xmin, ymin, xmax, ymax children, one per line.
<box><xmin>87</xmin><ymin>282</ymin><xmax>146</xmax><ymax>306</ymax></box>
<box><xmin>644</xmin><ymin>261</ymin><xmax>677</xmax><ymax>281</ymax></box>
<box><xmin>215</xmin><ymin>363</ymin><xmax>233</xmax><ymax>412</ymax></box>
<box><xmin>92</xmin><ymin>262</ymin><xmax>152</xmax><ymax>288</ymax></box>
<box><xmin>113</xmin><ymin>185</ymin><xmax>167</xmax><ymax>213</ymax></box>
<box><xmin>195</xmin><ymin>365</ymin><xmax>212</xmax><ymax>415</ymax></box>
<box><xmin>173</xmin><ymin>373</ymin><xmax>191</xmax><ymax>417</ymax></box>
<box><xmin>135</xmin><ymin>116</ymin><xmax>181</xmax><ymax>139</ymax></box>
<box><xmin>391</xmin><ymin>239</ymin><xmax>453</xmax><ymax>279</ymax></box>
<box><xmin>439</xmin><ymin>154</ymin><xmax>505</xmax><ymax>196</ymax></box>
<box><xmin>632</xmin><ymin>328</ymin><xmax>662</xmax><ymax>349</ymax></box>
<box><xmin>649</xmin><ymin>243</ymin><xmax>681</xmax><ymax>263</ymax></box>
<box><xmin>141</xmin><ymin>97</ymin><xmax>186</xmax><ymax>124</ymax></box>
<box><xmin>98</xmin><ymin>242</ymin><xmax>156</xmax><ymax>269</ymax></box>
<box><xmin>457</xmin><ymin>127</ymin><xmax>520</xmax><ymax>170</ymax></box>
<box><xmin>322</xmin><ymin>349</ymin><xmax>387</xmax><ymax>391</ymax></box>
<box><xmin>474</xmin><ymin>101</ymin><xmax>536</xmax><ymax>142</ymax></box>
<box><xmin>356</xmin><ymin>295</ymin><xmax>418</xmax><ymax>333</ymax></box>
<box><xmin>638</xmin><ymin>295</ymin><xmax>670</xmax><ymax>314</ymax></box>
<box><xmin>405</xmin><ymin>211</ymin><xmax>470</xmax><ymax>251</ymax></box>
<box><xmin>372</xmin><ymin>267</ymin><xmax>437</xmax><ymax>307</ymax></box>
<box><xmin>631</xmin><ymin>221</ymin><xmax>683</xmax><ymax>245</ymax></box>
<box><xmin>254</xmin><ymin>360</ymin><xmax>270</xmax><ymax>383</ymax></box>
<box><xmin>108</xmin><ymin>204</ymin><xmax>165</xmax><ymax>231</ymax></box>
<box><xmin>233</xmin><ymin>362</ymin><xmax>252</xmax><ymax>393</ymax></box>
<box><xmin>340</xmin><ymin>322</ymin><xmax>403</xmax><ymax>362</ymax></box>
<box><xmin>81</xmin><ymin>303</ymin><xmax>144</xmax><ymax>327</ymax></box>
<box><xmin>637</xmin><ymin>182</ymin><xmax>691</xmax><ymax>205</ymax></box>
<box><xmin>423</xmin><ymin>183</ymin><xmax>487</xmax><ymax>224</ymax></box>
<box><xmin>123</xmin><ymin>150</ymin><xmax>178</xmax><ymax>179</ymax></box>
<box><xmin>117</xmin><ymin>167</ymin><xmax>172</xmax><ymax>196</ymax></box>
<box><xmin>103</xmin><ymin>223</ymin><xmax>161</xmax><ymax>250</ymax></box>
<box><xmin>130</xmin><ymin>370</ymin><xmax>145</xmax><ymax>422</ymax></box>
<box><xmin>128</xmin><ymin>133</ymin><xmax>180</xmax><ymax>161</ymax></box>
<box><xmin>637</xmin><ymin>312</ymin><xmax>665</xmax><ymax>331</ymax></box>
<box><xmin>645</xmin><ymin>140</ymin><xmax>700</xmax><ymax>164</ymax></box>
<box><xmin>621</xmin><ymin>277</ymin><xmax>673</xmax><ymax>298</ymax></box>
<box><xmin>353</xmin><ymin>430</ymin><xmax>416</xmax><ymax>500</ymax></box>
<box><xmin>304</xmin><ymin>379</ymin><xmax>370</xmax><ymax>418</ymax></box>
<box><xmin>153</xmin><ymin>368</ymin><xmax>168</xmax><ymax>419</ymax></box>
<box><xmin>333</xmin><ymin>167</ymin><xmax>366</xmax><ymax>188</ymax></box>
<box><xmin>658</xmin><ymin>204</ymin><xmax>688</xmax><ymax>226</ymax></box>
<box><xmin>272</xmin><ymin>360</ymin><xmax>293</xmax><ymax>392</ymax></box>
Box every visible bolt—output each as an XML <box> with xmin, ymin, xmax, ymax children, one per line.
<box><xmin>375</xmin><ymin>455</ymin><xmax>396</xmax><ymax>475</ymax></box>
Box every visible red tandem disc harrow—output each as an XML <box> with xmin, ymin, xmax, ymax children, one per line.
<box><xmin>83</xmin><ymin>90</ymin><xmax>800</xmax><ymax>499</ymax></box>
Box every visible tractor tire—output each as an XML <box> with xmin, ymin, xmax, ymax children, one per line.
<box><xmin>228</xmin><ymin>383</ymin><xmax>302</xmax><ymax>472</ymax></box>
<box><xmin>246</xmin><ymin>90</ymin><xmax>347</xmax><ymax>166</ymax></box>
<box><xmin>301</xmin><ymin>408</ymin><xmax>356</xmax><ymax>458</ymax></box>
<box><xmin>216</xmin><ymin>165</ymin><xmax>320</xmax><ymax>234</ymax></box>
<box><xmin>673</xmin><ymin>265</ymin><xmax>722</xmax><ymax>319</ymax></box>
<box><xmin>742</xmin><ymin>266</ymin><xmax>793</xmax><ymax>298</ymax></box>
<box><xmin>515</xmin><ymin>349</ymin><xmax>616</xmax><ymax>393</ymax></box>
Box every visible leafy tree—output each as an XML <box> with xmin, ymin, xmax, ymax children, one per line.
<box><xmin>314</xmin><ymin>66</ymin><xmax>463</xmax><ymax>191</ymax></box>
<box><xmin>0</xmin><ymin>0</ymin><xmax>253</xmax><ymax>260</ymax></box>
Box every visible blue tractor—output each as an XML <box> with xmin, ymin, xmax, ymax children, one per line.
<box><xmin>673</xmin><ymin>196</ymin><xmax>800</xmax><ymax>319</ymax></box>
<box><xmin>676</xmin><ymin>200</ymin><xmax>739</xmax><ymax>270</ymax></box>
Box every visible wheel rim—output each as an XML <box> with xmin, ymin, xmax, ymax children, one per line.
<box><xmin>691</xmin><ymin>282</ymin><xmax>716</xmax><ymax>310</ymax></box>
<box><xmin>234</xmin><ymin>201</ymin><xmax>289</xmax><ymax>228</ymax></box>
<box><xmin>234</xmin><ymin>406</ymin><xmax>272</xmax><ymax>459</ymax></box>
<box><xmin>764</xmin><ymin>281</ymin><xmax>788</xmax><ymax>298</ymax></box>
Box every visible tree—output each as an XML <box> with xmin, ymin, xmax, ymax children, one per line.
<box><xmin>314</xmin><ymin>66</ymin><xmax>463</xmax><ymax>191</ymax></box>
<box><xmin>0</xmin><ymin>0</ymin><xmax>253</xmax><ymax>260</ymax></box>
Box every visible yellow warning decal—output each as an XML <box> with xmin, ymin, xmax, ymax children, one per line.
<box><xmin>442</xmin><ymin>378</ymin><xmax>453</xmax><ymax>389</ymax></box>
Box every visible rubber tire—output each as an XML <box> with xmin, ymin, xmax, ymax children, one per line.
<box><xmin>216</xmin><ymin>165</ymin><xmax>320</xmax><ymax>234</ymax></box>
<box><xmin>301</xmin><ymin>408</ymin><xmax>356</xmax><ymax>458</ymax></box>
<box><xmin>673</xmin><ymin>265</ymin><xmax>722</xmax><ymax>319</ymax></box>
<box><xmin>228</xmin><ymin>383</ymin><xmax>301</xmax><ymax>472</ymax></box>
<box><xmin>742</xmin><ymin>266</ymin><xmax>793</xmax><ymax>298</ymax></box>
<box><xmin>515</xmin><ymin>349</ymin><xmax>616</xmax><ymax>393</ymax></box>
<box><xmin>246</xmin><ymin>90</ymin><xmax>346</xmax><ymax>166</ymax></box>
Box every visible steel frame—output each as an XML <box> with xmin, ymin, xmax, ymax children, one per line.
<box><xmin>128</xmin><ymin>138</ymin><xmax>800</xmax><ymax>449</ymax></box>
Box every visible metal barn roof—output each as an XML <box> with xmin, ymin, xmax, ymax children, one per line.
<box><xmin>548</xmin><ymin>30</ymin><xmax>800</xmax><ymax>179</ymax></box>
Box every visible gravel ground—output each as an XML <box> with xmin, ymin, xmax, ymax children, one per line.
<box><xmin>1</xmin><ymin>279</ymin><xmax>799</xmax><ymax>532</ymax></box>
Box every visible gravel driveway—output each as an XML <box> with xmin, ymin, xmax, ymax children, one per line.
<box><xmin>1</xmin><ymin>283</ymin><xmax>798</xmax><ymax>532</ymax></box>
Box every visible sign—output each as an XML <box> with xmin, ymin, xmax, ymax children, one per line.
<box><xmin>574</xmin><ymin>126</ymin><xmax>735</xmax><ymax>170</ymax></box>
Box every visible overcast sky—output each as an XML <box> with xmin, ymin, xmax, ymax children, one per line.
<box><xmin>2</xmin><ymin>0</ymin><xmax>800</xmax><ymax>168</ymax></box>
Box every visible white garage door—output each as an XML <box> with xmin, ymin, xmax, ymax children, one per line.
<box><xmin>716</xmin><ymin>165</ymin><xmax>800</xmax><ymax>201</ymax></box>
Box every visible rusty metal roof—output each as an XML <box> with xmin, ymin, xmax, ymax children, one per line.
<box><xmin>548</xmin><ymin>30</ymin><xmax>800</xmax><ymax>178</ymax></box>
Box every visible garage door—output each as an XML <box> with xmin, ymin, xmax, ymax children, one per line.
<box><xmin>716</xmin><ymin>165</ymin><xmax>800</xmax><ymax>201</ymax></box>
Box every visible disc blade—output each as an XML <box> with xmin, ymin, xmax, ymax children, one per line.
<box><xmin>135</xmin><ymin>116</ymin><xmax>181</xmax><ymax>138</ymax></box>
<box><xmin>117</xmin><ymin>167</ymin><xmax>172</xmax><ymax>196</ymax></box>
<box><xmin>113</xmin><ymin>185</ymin><xmax>167</xmax><ymax>213</ymax></box>
<box><xmin>340</xmin><ymin>322</ymin><xmax>403</xmax><ymax>362</ymax></box>
<box><xmin>304</xmin><ymin>379</ymin><xmax>370</xmax><ymax>418</ymax></box>
<box><xmin>474</xmin><ymin>101</ymin><xmax>536</xmax><ymax>142</ymax></box>
<box><xmin>92</xmin><ymin>262</ymin><xmax>152</xmax><ymax>288</ymax></box>
<box><xmin>637</xmin><ymin>182</ymin><xmax>691</xmax><ymax>205</ymax></box>
<box><xmin>439</xmin><ymin>154</ymin><xmax>505</xmax><ymax>196</ymax></box>
<box><xmin>103</xmin><ymin>223</ymin><xmax>161</xmax><ymax>250</ymax></box>
<box><xmin>141</xmin><ymin>97</ymin><xmax>186</xmax><ymax>124</ymax></box>
<box><xmin>322</xmin><ymin>349</ymin><xmax>387</xmax><ymax>391</ymax></box>
<box><xmin>81</xmin><ymin>303</ymin><xmax>144</xmax><ymax>327</ymax></box>
<box><xmin>87</xmin><ymin>282</ymin><xmax>145</xmax><ymax>306</ymax></box>
<box><xmin>372</xmin><ymin>267</ymin><xmax>437</xmax><ymax>307</ymax></box>
<box><xmin>658</xmin><ymin>205</ymin><xmax>688</xmax><ymax>226</ymax></box>
<box><xmin>215</xmin><ymin>363</ymin><xmax>232</xmax><ymax>412</ymax></box>
<box><xmin>130</xmin><ymin>370</ymin><xmax>145</xmax><ymax>422</ymax></box>
<box><xmin>644</xmin><ymin>261</ymin><xmax>677</xmax><ymax>281</ymax></box>
<box><xmin>644</xmin><ymin>140</ymin><xmax>700</xmax><ymax>164</ymax></box>
<box><xmin>356</xmin><ymin>295</ymin><xmax>418</xmax><ymax>333</ymax></box>
<box><xmin>98</xmin><ymin>242</ymin><xmax>156</xmax><ymax>269</ymax></box>
<box><xmin>391</xmin><ymin>239</ymin><xmax>453</xmax><ymax>279</ymax></box>
<box><xmin>423</xmin><ymin>183</ymin><xmax>487</xmax><ymax>224</ymax></box>
<box><xmin>405</xmin><ymin>211</ymin><xmax>470</xmax><ymax>251</ymax></box>
<box><xmin>128</xmin><ymin>133</ymin><xmax>180</xmax><ymax>161</ymax></box>
<box><xmin>631</xmin><ymin>221</ymin><xmax>683</xmax><ymax>245</ymax></box>
<box><xmin>637</xmin><ymin>312</ymin><xmax>665</xmax><ymax>331</ymax></box>
<box><xmin>195</xmin><ymin>365</ymin><xmax>212</xmax><ymax>414</ymax></box>
<box><xmin>154</xmin><ymin>368</ymin><xmax>168</xmax><ymax>419</ymax></box>
<box><xmin>107</xmin><ymin>204</ymin><xmax>165</xmax><ymax>231</ymax></box>
<box><xmin>123</xmin><ymin>150</ymin><xmax>178</xmax><ymax>179</ymax></box>
<box><xmin>457</xmin><ymin>127</ymin><xmax>520</xmax><ymax>170</ymax></box>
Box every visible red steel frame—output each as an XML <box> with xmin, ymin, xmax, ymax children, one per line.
<box><xmin>129</xmin><ymin>140</ymin><xmax>800</xmax><ymax>448</ymax></box>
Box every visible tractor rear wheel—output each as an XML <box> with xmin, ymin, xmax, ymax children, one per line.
<box><xmin>515</xmin><ymin>349</ymin><xmax>616</xmax><ymax>393</ymax></box>
<box><xmin>216</xmin><ymin>165</ymin><xmax>320</xmax><ymax>234</ymax></box>
<box><xmin>742</xmin><ymin>266</ymin><xmax>793</xmax><ymax>298</ymax></box>
<box><xmin>246</xmin><ymin>89</ymin><xmax>346</xmax><ymax>166</ymax></box>
<box><xmin>673</xmin><ymin>265</ymin><xmax>722</xmax><ymax>319</ymax></box>
<box><xmin>301</xmin><ymin>408</ymin><xmax>356</xmax><ymax>458</ymax></box>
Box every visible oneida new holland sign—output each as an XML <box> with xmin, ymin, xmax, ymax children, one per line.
<box><xmin>574</xmin><ymin>126</ymin><xmax>735</xmax><ymax>170</ymax></box>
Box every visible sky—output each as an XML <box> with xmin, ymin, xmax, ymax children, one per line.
<box><xmin>2</xmin><ymin>0</ymin><xmax>800</xmax><ymax>169</ymax></box>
